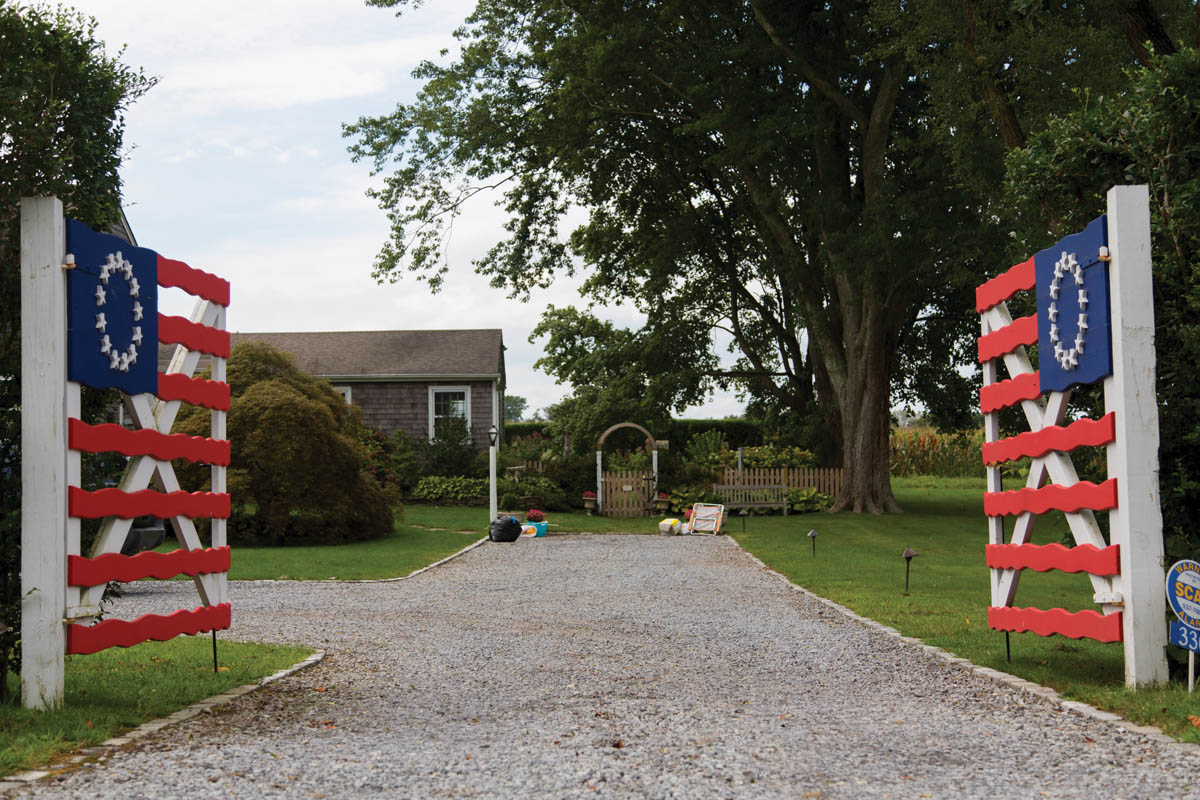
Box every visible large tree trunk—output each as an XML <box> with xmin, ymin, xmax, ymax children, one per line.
<box><xmin>827</xmin><ymin>309</ymin><xmax>900</xmax><ymax>513</ymax></box>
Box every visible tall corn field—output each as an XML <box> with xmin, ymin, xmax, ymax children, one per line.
<box><xmin>889</xmin><ymin>427</ymin><xmax>984</xmax><ymax>478</ymax></box>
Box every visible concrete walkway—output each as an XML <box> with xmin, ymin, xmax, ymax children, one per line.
<box><xmin>13</xmin><ymin>535</ymin><xmax>1200</xmax><ymax>799</ymax></box>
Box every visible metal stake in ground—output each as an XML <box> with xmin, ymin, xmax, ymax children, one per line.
<box><xmin>902</xmin><ymin>545</ymin><xmax>919</xmax><ymax>595</ymax></box>
<box><xmin>212</xmin><ymin>630</ymin><xmax>218</xmax><ymax>673</ymax></box>
<box><xmin>740</xmin><ymin>508</ymin><xmax>749</xmax><ymax>533</ymax></box>
<box><xmin>808</xmin><ymin>529</ymin><xmax>818</xmax><ymax>558</ymax></box>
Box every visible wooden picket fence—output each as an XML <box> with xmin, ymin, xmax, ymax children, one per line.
<box><xmin>719</xmin><ymin>467</ymin><xmax>843</xmax><ymax>497</ymax></box>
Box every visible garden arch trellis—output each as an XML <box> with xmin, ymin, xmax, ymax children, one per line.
<box><xmin>595</xmin><ymin>423</ymin><xmax>658</xmax><ymax>517</ymax></box>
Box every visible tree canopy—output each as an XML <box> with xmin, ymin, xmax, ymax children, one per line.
<box><xmin>348</xmin><ymin>0</ymin><xmax>1195</xmax><ymax>511</ymax></box>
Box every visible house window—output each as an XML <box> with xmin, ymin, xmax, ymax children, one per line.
<box><xmin>333</xmin><ymin>385</ymin><xmax>352</xmax><ymax>404</ymax></box>
<box><xmin>428</xmin><ymin>385</ymin><xmax>471</xmax><ymax>440</ymax></box>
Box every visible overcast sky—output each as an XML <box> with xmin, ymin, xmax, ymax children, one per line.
<box><xmin>64</xmin><ymin>0</ymin><xmax>744</xmax><ymax>419</ymax></box>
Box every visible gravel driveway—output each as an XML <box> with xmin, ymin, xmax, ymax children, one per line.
<box><xmin>15</xmin><ymin>534</ymin><xmax>1200</xmax><ymax>799</ymax></box>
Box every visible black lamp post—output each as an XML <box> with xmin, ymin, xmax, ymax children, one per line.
<box><xmin>902</xmin><ymin>545</ymin><xmax>919</xmax><ymax>594</ymax></box>
<box><xmin>488</xmin><ymin>425</ymin><xmax>499</xmax><ymax>522</ymax></box>
<box><xmin>808</xmin><ymin>529</ymin><xmax>818</xmax><ymax>558</ymax></box>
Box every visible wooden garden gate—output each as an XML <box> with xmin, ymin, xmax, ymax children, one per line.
<box><xmin>600</xmin><ymin>470</ymin><xmax>655</xmax><ymax>518</ymax></box>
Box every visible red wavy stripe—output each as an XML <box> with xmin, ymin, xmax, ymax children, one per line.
<box><xmin>68</xmin><ymin>419</ymin><xmax>230</xmax><ymax>465</ymax></box>
<box><xmin>157</xmin><ymin>372</ymin><xmax>231</xmax><ymax>411</ymax></box>
<box><xmin>976</xmin><ymin>256</ymin><xmax>1035</xmax><ymax>312</ymax></box>
<box><xmin>988</xmin><ymin>606</ymin><xmax>1122</xmax><ymax>643</ymax></box>
<box><xmin>68</xmin><ymin>547</ymin><xmax>231</xmax><ymax>587</ymax></box>
<box><xmin>977</xmin><ymin>315</ymin><xmax>1037</xmax><ymax>362</ymax></box>
<box><xmin>67</xmin><ymin>603</ymin><xmax>231</xmax><ymax>655</ymax></box>
<box><xmin>982</xmin><ymin>413</ymin><xmax>1116</xmax><ymax>465</ymax></box>
<box><xmin>985</xmin><ymin>543</ymin><xmax>1120</xmax><ymax>576</ymax></box>
<box><xmin>158</xmin><ymin>314</ymin><xmax>230</xmax><ymax>358</ymax></box>
<box><xmin>157</xmin><ymin>254</ymin><xmax>230</xmax><ymax>306</ymax></box>
<box><xmin>980</xmin><ymin>372</ymin><xmax>1041</xmax><ymax>414</ymax></box>
<box><xmin>984</xmin><ymin>479</ymin><xmax>1118</xmax><ymax>517</ymax></box>
<box><xmin>69</xmin><ymin>487</ymin><xmax>231</xmax><ymax>520</ymax></box>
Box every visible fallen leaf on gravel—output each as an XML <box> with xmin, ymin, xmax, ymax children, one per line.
<box><xmin>803</xmin><ymin>792</ymin><xmax>820</xmax><ymax>799</ymax></box>
<box><xmin>612</xmin><ymin>740</ymin><xmax>624</xmax><ymax>749</ymax></box>
<box><xmin>314</xmin><ymin>687</ymin><xmax>328</xmax><ymax>692</ymax></box>
<box><xmin>1084</xmin><ymin>737</ymin><xmax>1095</xmax><ymax>743</ymax></box>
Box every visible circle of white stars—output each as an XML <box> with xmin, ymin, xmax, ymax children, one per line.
<box><xmin>93</xmin><ymin>251</ymin><xmax>144</xmax><ymax>373</ymax></box>
<box><xmin>1047</xmin><ymin>250</ymin><xmax>1089</xmax><ymax>371</ymax></box>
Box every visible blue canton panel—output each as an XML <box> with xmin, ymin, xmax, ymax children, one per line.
<box><xmin>66</xmin><ymin>219</ymin><xmax>159</xmax><ymax>394</ymax></box>
<box><xmin>1035</xmin><ymin>215</ymin><xmax>1112</xmax><ymax>393</ymax></box>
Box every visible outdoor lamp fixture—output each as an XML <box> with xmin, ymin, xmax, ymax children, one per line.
<box><xmin>902</xmin><ymin>545</ymin><xmax>919</xmax><ymax>595</ymax></box>
<box><xmin>488</xmin><ymin>425</ymin><xmax>498</xmax><ymax>447</ymax></box>
<box><xmin>808</xmin><ymin>529</ymin><xmax>818</xmax><ymax>558</ymax></box>
<box><xmin>739</xmin><ymin>508</ymin><xmax>749</xmax><ymax>533</ymax></box>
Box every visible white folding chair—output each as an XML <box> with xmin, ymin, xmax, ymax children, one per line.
<box><xmin>688</xmin><ymin>503</ymin><xmax>725</xmax><ymax>534</ymax></box>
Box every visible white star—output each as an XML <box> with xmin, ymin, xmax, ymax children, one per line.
<box><xmin>94</xmin><ymin>285</ymin><xmax>106</xmax><ymax>305</ymax></box>
<box><xmin>118</xmin><ymin>353</ymin><xmax>130</xmax><ymax>372</ymax></box>
<box><xmin>1077</xmin><ymin>313</ymin><xmax>1088</xmax><ymax>331</ymax></box>
<box><xmin>128</xmin><ymin>276</ymin><xmax>140</xmax><ymax>297</ymax></box>
<box><xmin>132</xmin><ymin>301</ymin><xmax>143</xmax><ymax>321</ymax></box>
<box><xmin>1078</xmin><ymin>290</ymin><xmax>1088</xmax><ymax>309</ymax></box>
<box><xmin>116</xmin><ymin>252</ymin><xmax>132</xmax><ymax>278</ymax></box>
<box><xmin>109</xmin><ymin>350</ymin><xmax>121</xmax><ymax>370</ymax></box>
<box><xmin>126</xmin><ymin>344</ymin><xmax>138</xmax><ymax>365</ymax></box>
<box><xmin>1073</xmin><ymin>265</ymin><xmax>1084</xmax><ymax>286</ymax></box>
<box><xmin>98</xmin><ymin>264</ymin><xmax>111</xmax><ymax>284</ymax></box>
<box><xmin>99</xmin><ymin>335</ymin><xmax>111</xmax><ymax>354</ymax></box>
<box><xmin>1047</xmin><ymin>305</ymin><xmax>1058</xmax><ymax>322</ymax></box>
<box><xmin>1049</xmin><ymin>282</ymin><xmax>1059</xmax><ymax>300</ymax></box>
<box><xmin>131</xmin><ymin>326</ymin><xmax>142</xmax><ymax>345</ymax></box>
<box><xmin>95</xmin><ymin>313</ymin><xmax>107</xmax><ymax>333</ymax></box>
<box><xmin>1049</xmin><ymin>323</ymin><xmax>1059</xmax><ymax>341</ymax></box>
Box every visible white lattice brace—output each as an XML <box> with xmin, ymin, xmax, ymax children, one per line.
<box><xmin>981</xmin><ymin>311</ymin><xmax>1005</xmax><ymax>605</ymax></box>
<box><xmin>982</xmin><ymin>305</ymin><xmax>1114</xmax><ymax>606</ymax></box>
<box><xmin>209</xmin><ymin>303</ymin><xmax>228</xmax><ymax>605</ymax></box>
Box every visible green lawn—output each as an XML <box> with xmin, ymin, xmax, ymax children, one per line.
<box><xmin>729</xmin><ymin>477</ymin><xmax>1200</xmax><ymax>743</ymax></box>
<box><xmin>225</xmin><ymin>522</ymin><xmax>483</xmax><ymax>580</ymax></box>
<box><xmin>0</xmin><ymin>637</ymin><xmax>311</xmax><ymax>774</ymax></box>
<box><xmin>405</xmin><ymin>504</ymin><xmax>667</xmax><ymax>534</ymax></box>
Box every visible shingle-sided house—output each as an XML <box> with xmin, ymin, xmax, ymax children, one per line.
<box><xmin>225</xmin><ymin>330</ymin><xmax>506</xmax><ymax>450</ymax></box>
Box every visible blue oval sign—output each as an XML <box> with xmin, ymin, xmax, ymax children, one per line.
<box><xmin>1167</xmin><ymin>560</ymin><xmax>1200</xmax><ymax>629</ymax></box>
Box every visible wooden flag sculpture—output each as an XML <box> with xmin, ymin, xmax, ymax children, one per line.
<box><xmin>62</xmin><ymin>219</ymin><xmax>231</xmax><ymax>655</ymax></box>
<box><xmin>976</xmin><ymin>185</ymin><xmax>1167</xmax><ymax>687</ymax></box>
<box><xmin>19</xmin><ymin>197</ymin><xmax>231</xmax><ymax>708</ymax></box>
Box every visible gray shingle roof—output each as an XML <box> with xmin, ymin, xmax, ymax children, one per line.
<box><xmin>158</xmin><ymin>329</ymin><xmax>504</xmax><ymax>380</ymax></box>
<box><xmin>229</xmin><ymin>330</ymin><xmax>504</xmax><ymax>378</ymax></box>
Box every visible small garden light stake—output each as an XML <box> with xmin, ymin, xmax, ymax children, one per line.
<box><xmin>212</xmin><ymin>630</ymin><xmax>218</xmax><ymax>673</ymax></box>
<box><xmin>740</xmin><ymin>508</ymin><xmax>749</xmax><ymax>533</ymax></box>
<box><xmin>808</xmin><ymin>529</ymin><xmax>818</xmax><ymax>558</ymax></box>
<box><xmin>902</xmin><ymin>545</ymin><xmax>919</xmax><ymax>595</ymax></box>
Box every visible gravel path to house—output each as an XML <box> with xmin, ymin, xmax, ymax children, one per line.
<box><xmin>16</xmin><ymin>534</ymin><xmax>1200</xmax><ymax>799</ymax></box>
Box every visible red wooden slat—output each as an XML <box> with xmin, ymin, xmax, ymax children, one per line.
<box><xmin>985</xmin><ymin>543</ymin><xmax>1120</xmax><ymax>576</ymax></box>
<box><xmin>156</xmin><ymin>254</ymin><xmax>230</xmax><ymax>306</ymax></box>
<box><xmin>67</xmin><ymin>603</ymin><xmax>231</xmax><ymax>655</ymax></box>
<box><xmin>987</xmin><ymin>606</ymin><xmax>1123</xmax><ymax>643</ymax></box>
<box><xmin>984</xmin><ymin>479</ymin><xmax>1118</xmax><ymax>517</ymax></box>
<box><xmin>157</xmin><ymin>372</ymin><xmax>231</xmax><ymax>411</ymax></box>
<box><xmin>158</xmin><ymin>314</ymin><xmax>231</xmax><ymax>358</ymax></box>
<box><xmin>982</xmin><ymin>413</ymin><xmax>1116</xmax><ymax>465</ymax></box>
<box><xmin>69</xmin><ymin>487</ymin><xmax>231</xmax><ymax>519</ymax></box>
<box><xmin>68</xmin><ymin>547</ymin><xmax>231</xmax><ymax>587</ymax></box>
<box><xmin>976</xmin><ymin>256</ymin><xmax>1036</xmax><ymax>312</ymax></box>
<box><xmin>977</xmin><ymin>315</ymin><xmax>1038</xmax><ymax>362</ymax></box>
<box><xmin>980</xmin><ymin>372</ymin><xmax>1041</xmax><ymax>414</ymax></box>
<box><xmin>68</xmin><ymin>419</ymin><xmax>230</xmax><ymax>465</ymax></box>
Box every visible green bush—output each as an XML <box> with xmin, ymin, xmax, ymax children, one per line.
<box><xmin>787</xmin><ymin>487</ymin><xmax>834</xmax><ymax>513</ymax></box>
<box><xmin>422</xmin><ymin>415</ymin><xmax>479</xmax><ymax>477</ymax></box>
<box><xmin>174</xmin><ymin>342</ymin><xmax>393</xmax><ymax>545</ymax></box>
<box><xmin>413</xmin><ymin>475</ymin><xmax>490</xmax><ymax>503</ymax></box>
<box><xmin>500</xmin><ymin>492</ymin><xmax>519</xmax><ymax>510</ymax></box>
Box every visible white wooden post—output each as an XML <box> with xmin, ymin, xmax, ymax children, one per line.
<box><xmin>595</xmin><ymin>451</ymin><xmax>603</xmax><ymax>512</ymax></box>
<box><xmin>210</xmin><ymin>305</ymin><xmax>228</xmax><ymax>605</ymax></box>
<box><xmin>652</xmin><ymin>449</ymin><xmax>659</xmax><ymax>497</ymax></box>
<box><xmin>1104</xmin><ymin>184</ymin><xmax>1168</xmax><ymax>687</ymax></box>
<box><xmin>488</xmin><ymin>442</ymin><xmax>498</xmax><ymax>523</ymax></box>
<box><xmin>20</xmin><ymin>197</ymin><xmax>67</xmax><ymax>710</ymax></box>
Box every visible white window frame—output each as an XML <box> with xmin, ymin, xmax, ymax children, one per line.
<box><xmin>428</xmin><ymin>385</ymin><xmax>471</xmax><ymax>441</ymax></box>
<box><xmin>332</xmin><ymin>385</ymin><xmax>352</xmax><ymax>405</ymax></box>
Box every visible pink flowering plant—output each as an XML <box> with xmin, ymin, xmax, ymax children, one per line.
<box><xmin>582</xmin><ymin>490</ymin><xmax>596</xmax><ymax>499</ymax></box>
<box><xmin>525</xmin><ymin>509</ymin><xmax>545</xmax><ymax>522</ymax></box>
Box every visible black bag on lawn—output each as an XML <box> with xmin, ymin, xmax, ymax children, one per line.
<box><xmin>489</xmin><ymin>516</ymin><xmax>522</xmax><ymax>543</ymax></box>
